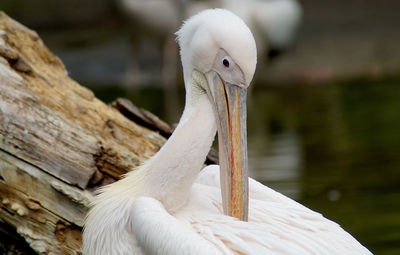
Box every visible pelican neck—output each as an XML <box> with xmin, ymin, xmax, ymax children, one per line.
<box><xmin>142</xmin><ymin>94</ymin><xmax>217</xmax><ymax>212</ymax></box>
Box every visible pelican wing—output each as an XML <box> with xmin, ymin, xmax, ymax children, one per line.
<box><xmin>188</xmin><ymin>165</ymin><xmax>372</xmax><ymax>255</ymax></box>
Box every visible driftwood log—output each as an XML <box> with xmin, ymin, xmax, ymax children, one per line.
<box><xmin>0</xmin><ymin>12</ymin><xmax>218</xmax><ymax>254</ymax></box>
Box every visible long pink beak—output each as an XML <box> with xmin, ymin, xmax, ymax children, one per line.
<box><xmin>207</xmin><ymin>71</ymin><xmax>249</xmax><ymax>221</ymax></box>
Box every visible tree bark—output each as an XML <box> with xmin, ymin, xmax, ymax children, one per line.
<box><xmin>0</xmin><ymin>11</ymin><xmax>167</xmax><ymax>254</ymax></box>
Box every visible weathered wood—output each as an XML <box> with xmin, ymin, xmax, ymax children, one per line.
<box><xmin>0</xmin><ymin>11</ymin><xmax>166</xmax><ymax>187</ymax></box>
<box><xmin>112</xmin><ymin>97</ymin><xmax>173</xmax><ymax>138</ymax></box>
<box><xmin>0</xmin><ymin>150</ymin><xmax>85</xmax><ymax>254</ymax></box>
<box><xmin>0</xmin><ymin>11</ymin><xmax>168</xmax><ymax>254</ymax></box>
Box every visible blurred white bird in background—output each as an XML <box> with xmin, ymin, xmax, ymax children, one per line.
<box><xmin>83</xmin><ymin>9</ymin><xmax>371</xmax><ymax>255</ymax></box>
<box><xmin>186</xmin><ymin>0</ymin><xmax>303</xmax><ymax>62</ymax></box>
<box><xmin>117</xmin><ymin>0</ymin><xmax>302</xmax><ymax>87</ymax></box>
<box><xmin>116</xmin><ymin>0</ymin><xmax>183</xmax><ymax>87</ymax></box>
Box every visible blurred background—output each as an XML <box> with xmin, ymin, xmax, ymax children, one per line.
<box><xmin>1</xmin><ymin>0</ymin><xmax>399</xmax><ymax>254</ymax></box>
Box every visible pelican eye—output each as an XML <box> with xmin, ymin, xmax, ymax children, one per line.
<box><xmin>223</xmin><ymin>59</ymin><xmax>230</xmax><ymax>68</ymax></box>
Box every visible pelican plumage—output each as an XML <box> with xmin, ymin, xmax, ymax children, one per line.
<box><xmin>83</xmin><ymin>9</ymin><xmax>372</xmax><ymax>254</ymax></box>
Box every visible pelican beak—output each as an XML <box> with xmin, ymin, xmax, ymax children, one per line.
<box><xmin>206</xmin><ymin>71</ymin><xmax>249</xmax><ymax>221</ymax></box>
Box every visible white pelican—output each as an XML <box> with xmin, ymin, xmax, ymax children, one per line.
<box><xmin>83</xmin><ymin>9</ymin><xmax>372</xmax><ymax>254</ymax></box>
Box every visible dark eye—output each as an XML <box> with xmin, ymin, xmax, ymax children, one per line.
<box><xmin>223</xmin><ymin>59</ymin><xmax>230</xmax><ymax>68</ymax></box>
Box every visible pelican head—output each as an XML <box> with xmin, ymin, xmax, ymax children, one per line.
<box><xmin>176</xmin><ymin>9</ymin><xmax>257</xmax><ymax>221</ymax></box>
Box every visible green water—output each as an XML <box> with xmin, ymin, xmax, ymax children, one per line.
<box><xmin>91</xmin><ymin>77</ymin><xmax>400</xmax><ymax>254</ymax></box>
<box><xmin>248</xmin><ymin>78</ymin><xmax>400</xmax><ymax>255</ymax></box>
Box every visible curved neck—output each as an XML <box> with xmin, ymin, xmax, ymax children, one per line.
<box><xmin>142</xmin><ymin>93</ymin><xmax>217</xmax><ymax>212</ymax></box>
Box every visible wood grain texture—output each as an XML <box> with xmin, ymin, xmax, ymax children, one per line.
<box><xmin>0</xmin><ymin>11</ymin><xmax>167</xmax><ymax>254</ymax></box>
<box><xmin>0</xmin><ymin>11</ymin><xmax>166</xmax><ymax>188</ymax></box>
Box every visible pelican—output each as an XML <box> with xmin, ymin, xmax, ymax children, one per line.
<box><xmin>83</xmin><ymin>9</ymin><xmax>371</xmax><ymax>254</ymax></box>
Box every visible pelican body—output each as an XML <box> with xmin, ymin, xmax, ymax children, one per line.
<box><xmin>83</xmin><ymin>9</ymin><xmax>372</xmax><ymax>255</ymax></box>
